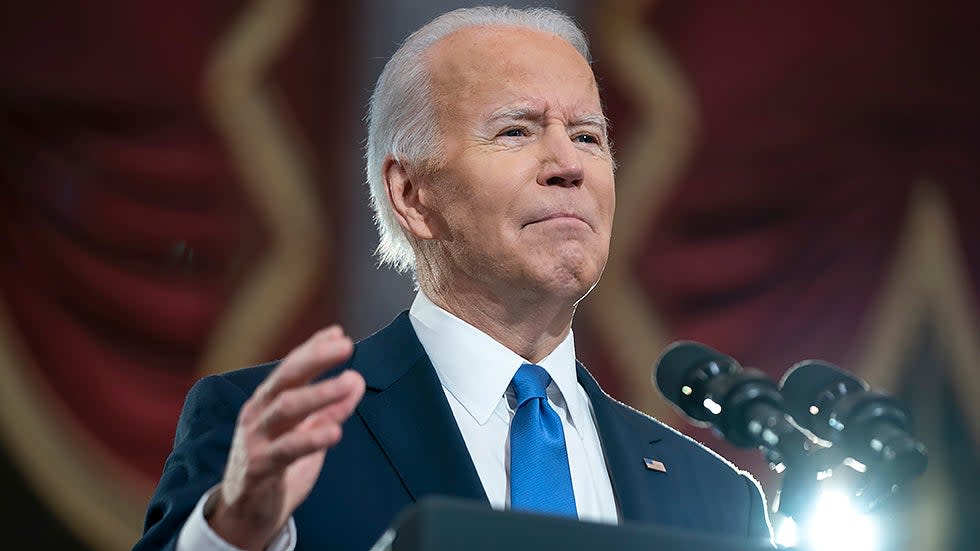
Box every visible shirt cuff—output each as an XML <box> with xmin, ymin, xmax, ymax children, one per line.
<box><xmin>176</xmin><ymin>486</ymin><xmax>296</xmax><ymax>551</ymax></box>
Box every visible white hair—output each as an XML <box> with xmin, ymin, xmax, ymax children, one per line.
<box><xmin>365</xmin><ymin>6</ymin><xmax>592</xmax><ymax>274</ymax></box>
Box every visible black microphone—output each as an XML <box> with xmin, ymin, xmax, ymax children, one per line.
<box><xmin>779</xmin><ymin>361</ymin><xmax>928</xmax><ymax>492</ymax></box>
<box><xmin>654</xmin><ymin>341</ymin><xmax>811</xmax><ymax>467</ymax></box>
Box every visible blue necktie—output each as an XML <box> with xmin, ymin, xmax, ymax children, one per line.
<box><xmin>509</xmin><ymin>363</ymin><xmax>577</xmax><ymax>518</ymax></box>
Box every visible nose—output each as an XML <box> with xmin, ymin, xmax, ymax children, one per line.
<box><xmin>537</xmin><ymin>126</ymin><xmax>584</xmax><ymax>188</ymax></box>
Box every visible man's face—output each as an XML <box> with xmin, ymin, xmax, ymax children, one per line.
<box><xmin>416</xmin><ymin>26</ymin><xmax>615</xmax><ymax>305</ymax></box>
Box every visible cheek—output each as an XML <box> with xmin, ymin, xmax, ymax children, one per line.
<box><xmin>597</xmin><ymin>176</ymin><xmax>616</xmax><ymax>225</ymax></box>
<box><xmin>438</xmin><ymin>187</ymin><xmax>519</xmax><ymax>253</ymax></box>
<box><xmin>457</xmin><ymin>178</ymin><xmax>526</xmax><ymax>235</ymax></box>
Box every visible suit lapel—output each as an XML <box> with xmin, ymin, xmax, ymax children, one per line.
<box><xmin>354</xmin><ymin>312</ymin><xmax>489</xmax><ymax>506</ymax></box>
<box><xmin>577</xmin><ymin>363</ymin><xmax>683</xmax><ymax>526</ymax></box>
<box><xmin>351</xmin><ymin>314</ymin><xmax>692</xmax><ymax>523</ymax></box>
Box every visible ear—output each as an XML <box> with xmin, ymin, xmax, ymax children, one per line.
<box><xmin>384</xmin><ymin>157</ymin><xmax>439</xmax><ymax>240</ymax></box>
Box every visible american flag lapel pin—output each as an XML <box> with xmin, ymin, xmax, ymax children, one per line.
<box><xmin>644</xmin><ymin>457</ymin><xmax>667</xmax><ymax>473</ymax></box>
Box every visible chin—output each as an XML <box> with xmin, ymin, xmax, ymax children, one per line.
<box><xmin>536</xmin><ymin>255</ymin><xmax>604</xmax><ymax>302</ymax></box>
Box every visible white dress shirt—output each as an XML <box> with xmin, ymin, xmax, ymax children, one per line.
<box><xmin>177</xmin><ymin>291</ymin><xmax>618</xmax><ymax>550</ymax></box>
<box><xmin>409</xmin><ymin>291</ymin><xmax>619</xmax><ymax>523</ymax></box>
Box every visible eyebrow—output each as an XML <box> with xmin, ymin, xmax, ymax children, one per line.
<box><xmin>485</xmin><ymin>106</ymin><xmax>542</xmax><ymax>125</ymax></box>
<box><xmin>569</xmin><ymin>114</ymin><xmax>609</xmax><ymax>132</ymax></box>
<box><xmin>485</xmin><ymin>106</ymin><xmax>608</xmax><ymax>133</ymax></box>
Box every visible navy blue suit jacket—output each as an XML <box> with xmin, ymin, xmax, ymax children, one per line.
<box><xmin>135</xmin><ymin>312</ymin><xmax>771</xmax><ymax>550</ymax></box>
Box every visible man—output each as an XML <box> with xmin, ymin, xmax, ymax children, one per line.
<box><xmin>135</xmin><ymin>7</ymin><xmax>771</xmax><ymax>551</ymax></box>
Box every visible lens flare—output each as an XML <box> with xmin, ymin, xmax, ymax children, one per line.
<box><xmin>774</xmin><ymin>491</ymin><xmax>878</xmax><ymax>550</ymax></box>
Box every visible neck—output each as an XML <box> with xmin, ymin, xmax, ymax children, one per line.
<box><xmin>419</xmin><ymin>278</ymin><xmax>576</xmax><ymax>364</ymax></box>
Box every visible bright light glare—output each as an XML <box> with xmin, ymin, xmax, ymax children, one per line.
<box><xmin>703</xmin><ymin>397</ymin><xmax>722</xmax><ymax>415</ymax></box>
<box><xmin>804</xmin><ymin>491</ymin><xmax>878</xmax><ymax>551</ymax></box>
<box><xmin>774</xmin><ymin>516</ymin><xmax>799</xmax><ymax>548</ymax></box>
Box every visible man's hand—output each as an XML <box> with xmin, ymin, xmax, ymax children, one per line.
<box><xmin>208</xmin><ymin>325</ymin><xmax>366</xmax><ymax>551</ymax></box>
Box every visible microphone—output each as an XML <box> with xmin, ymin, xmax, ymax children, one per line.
<box><xmin>779</xmin><ymin>361</ymin><xmax>927</xmax><ymax>492</ymax></box>
<box><xmin>654</xmin><ymin>341</ymin><xmax>811</xmax><ymax>467</ymax></box>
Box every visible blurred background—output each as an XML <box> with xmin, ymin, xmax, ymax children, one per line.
<box><xmin>1</xmin><ymin>0</ymin><xmax>977</xmax><ymax>549</ymax></box>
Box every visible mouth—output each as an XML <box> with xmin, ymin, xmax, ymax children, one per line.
<box><xmin>523</xmin><ymin>212</ymin><xmax>592</xmax><ymax>230</ymax></box>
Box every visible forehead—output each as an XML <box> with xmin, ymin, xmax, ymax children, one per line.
<box><xmin>426</xmin><ymin>26</ymin><xmax>601</xmax><ymax>121</ymax></box>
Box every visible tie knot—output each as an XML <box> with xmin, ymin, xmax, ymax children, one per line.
<box><xmin>512</xmin><ymin>363</ymin><xmax>552</xmax><ymax>405</ymax></box>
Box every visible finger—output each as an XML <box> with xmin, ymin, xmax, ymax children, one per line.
<box><xmin>300</xmin><ymin>370</ymin><xmax>366</xmax><ymax>430</ymax></box>
<box><xmin>258</xmin><ymin>370</ymin><xmax>364</xmax><ymax>437</ymax></box>
<box><xmin>254</xmin><ymin>326</ymin><xmax>353</xmax><ymax>403</ymax></box>
<box><xmin>258</xmin><ymin>372</ymin><xmax>364</xmax><ymax>473</ymax></box>
<box><xmin>263</xmin><ymin>423</ymin><xmax>344</xmax><ymax>472</ymax></box>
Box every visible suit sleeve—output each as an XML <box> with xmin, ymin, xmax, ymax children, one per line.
<box><xmin>133</xmin><ymin>375</ymin><xmax>248</xmax><ymax>551</ymax></box>
<box><xmin>742</xmin><ymin>473</ymin><xmax>775</xmax><ymax>544</ymax></box>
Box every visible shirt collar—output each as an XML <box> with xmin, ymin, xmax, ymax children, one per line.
<box><xmin>408</xmin><ymin>291</ymin><xmax>582</xmax><ymax>427</ymax></box>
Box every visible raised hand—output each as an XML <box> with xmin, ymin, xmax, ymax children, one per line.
<box><xmin>207</xmin><ymin>326</ymin><xmax>366</xmax><ymax>550</ymax></box>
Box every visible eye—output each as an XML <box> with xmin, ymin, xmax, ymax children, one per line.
<box><xmin>574</xmin><ymin>133</ymin><xmax>600</xmax><ymax>145</ymax></box>
<box><xmin>499</xmin><ymin>127</ymin><xmax>529</xmax><ymax>138</ymax></box>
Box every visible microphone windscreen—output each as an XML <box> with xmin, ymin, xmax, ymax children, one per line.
<box><xmin>653</xmin><ymin>341</ymin><xmax>729</xmax><ymax>404</ymax></box>
<box><xmin>779</xmin><ymin>360</ymin><xmax>865</xmax><ymax>423</ymax></box>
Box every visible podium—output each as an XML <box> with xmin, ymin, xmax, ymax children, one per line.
<box><xmin>372</xmin><ymin>497</ymin><xmax>775</xmax><ymax>551</ymax></box>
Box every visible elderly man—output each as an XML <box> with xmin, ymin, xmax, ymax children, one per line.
<box><xmin>135</xmin><ymin>7</ymin><xmax>770</xmax><ymax>551</ymax></box>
